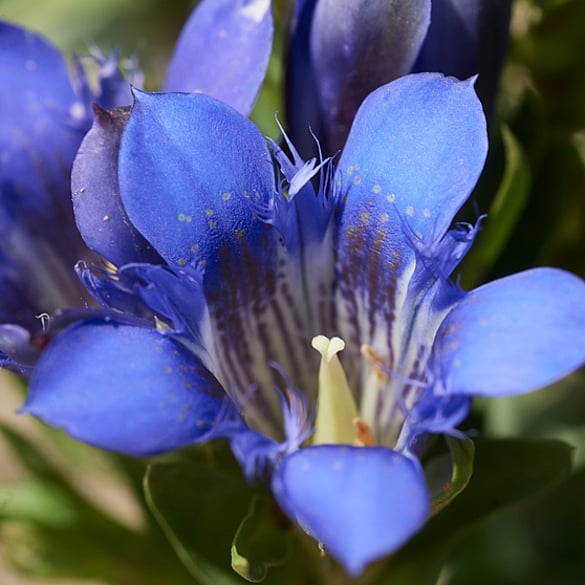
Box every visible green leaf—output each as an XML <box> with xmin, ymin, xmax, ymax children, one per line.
<box><xmin>427</xmin><ymin>437</ymin><xmax>475</xmax><ymax>516</ymax></box>
<box><xmin>460</xmin><ymin>126</ymin><xmax>531</xmax><ymax>289</ymax></box>
<box><xmin>231</xmin><ymin>495</ymin><xmax>288</xmax><ymax>582</ymax></box>
<box><xmin>144</xmin><ymin>441</ymin><xmax>256</xmax><ymax>585</ymax></box>
<box><xmin>380</xmin><ymin>438</ymin><xmax>572</xmax><ymax>585</ymax></box>
<box><xmin>0</xmin><ymin>422</ymin><xmax>131</xmax><ymax>535</ymax></box>
<box><xmin>0</xmin><ymin>480</ymin><xmax>76</xmax><ymax>526</ymax></box>
<box><xmin>144</xmin><ymin>442</ymin><xmax>325</xmax><ymax>585</ymax></box>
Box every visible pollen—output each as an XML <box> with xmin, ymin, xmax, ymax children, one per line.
<box><xmin>154</xmin><ymin>316</ymin><xmax>172</xmax><ymax>331</ymax></box>
<box><xmin>353</xmin><ymin>418</ymin><xmax>375</xmax><ymax>447</ymax></box>
<box><xmin>387</xmin><ymin>193</ymin><xmax>396</xmax><ymax>203</ymax></box>
<box><xmin>406</xmin><ymin>205</ymin><xmax>414</xmax><ymax>216</ymax></box>
<box><xmin>222</xmin><ymin>192</ymin><xmax>231</xmax><ymax>201</ymax></box>
<box><xmin>361</xmin><ymin>344</ymin><xmax>389</xmax><ymax>388</ymax></box>
<box><xmin>371</xmin><ymin>184</ymin><xmax>381</xmax><ymax>194</ymax></box>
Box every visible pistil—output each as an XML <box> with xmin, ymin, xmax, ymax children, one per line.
<box><xmin>311</xmin><ymin>335</ymin><xmax>359</xmax><ymax>445</ymax></box>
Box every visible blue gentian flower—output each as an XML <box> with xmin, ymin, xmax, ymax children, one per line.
<box><xmin>0</xmin><ymin>21</ymin><xmax>135</xmax><ymax>372</ymax></box>
<box><xmin>0</xmin><ymin>0</ymin><xmax>273</xmax><ymax>372</ymax></box>
<box><xmin>21</xmin><ymin>74</ymin><xmax>585</xmax><ymax>576</ymax></box>
<box><xmin>287</xmin><ymin>0</ymin><xmax>511</xmax><ymax>156</ymax></box>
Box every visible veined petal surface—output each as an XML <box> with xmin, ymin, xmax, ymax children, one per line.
<box><xmin>272</xmin><ymin>445</ymin><xmax>429</xmax><ymax>576</ymax></box>
<box><xmin>332</xmin><ymin>74</ymin><xmax>487</xmax><ymax>412</ymax></box>
<box><xmin>432</xmin><ymin>268</ymin><xmax>585</xmax><ymax>397</ymax></box>
<box><xmin>119</xmin><ymin>91</ymin><xmax>318</xmax><ymax>427</ymax></box>
<box><xmin>164</xmin><ymin>0</ymin><xmax>273</xmax><ymax>115</ymax></box>
<box><xmin>23</xmin><ymin>320</ymin><xmax>224</xmax><ymax>456</ymax></box>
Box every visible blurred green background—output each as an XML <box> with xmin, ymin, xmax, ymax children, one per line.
<box><xmin>1</xmin><ymin>0</ymin><xmax>584</xmax><ymax>583</ymax></box>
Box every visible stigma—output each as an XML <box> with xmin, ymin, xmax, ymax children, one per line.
<box><xmin>311</xmin><ymin>335</ymin><xmax>375</xmax><ymax>447</ymax></box>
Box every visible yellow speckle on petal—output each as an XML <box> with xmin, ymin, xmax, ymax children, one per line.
<box><xmin>372</xmin><ymin>184</ymin><xmax>381</xmax><ymax>194</ymax></box>
<box><xmin>406</xmin><ymin>206</ymin><xmax>414</xmax><ymax>216</ymax></box>
<box><xmin>387</xmin><ymin>193</ymin><xmax>396</xmax><ymax>203</ymax></box>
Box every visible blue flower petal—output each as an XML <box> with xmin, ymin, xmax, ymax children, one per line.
<box><xmin>272</xmin><ymin>445</ymin><xmax>429</xmax><ymax>576</ymax></box>
<box><xmin>118</xmin><ymin>91</ymin><xmax>321</xmax><ymax>415</ymax></box>
<box><xmin>310</xmin><ymin>0</ymin><xmax>431</xmax><ymax>152</ymax></box>
<box><xmin>0</xmin><ymin>324</ymin><xmax>40</xmax><ymax>375</ymax></box>
<box><xmin>22</xmin><ymin>320</ymin><xmax>224</xmax><ymax>456</ymax></box>
<box><xmin>164</xmin><ymin>0</ymin><xmax>273</xmax><ymax>115</ymax></box>
<box><xmin>336</xmin><ymin>74</ymin><xmax>487</xmax><ymax>256</ymax></box>
<box><xmin>332</xmin><ymin>74</ymin><xmax>486</xmax><ymax>374</ymax></box>
<box><xmin>92</xmin><ymin>49</ymin><xmax>135</xmax><ymax>110</ymax></box>
<box><xmin>0</xmin><ymin>22</ymin><xmax>96</xmax><ymax>327</ymax></box>
<box><xmin>0</xmin><ymin>21</ymin><xmax>88</xmax><ymax>254</ymax></box>
<box><xmin>72</xmin><ymin>105</ymin><xmax>162</xmax><ymax>266</ymax></box>
<box><xmin>119</xmin><ymin>90</ymin><xmax>275</xmax><ymax>273</ymax></box>
<box><xmin>432</xmin><ymin>268</ymin><xmax>585</xmax><ymax>397</ymax></box>
<box><xmin>414</xmin><ymin>0</ymin><xmax>512</xmax><ymax>117</ymax></box>
<box><xmin>284</xmin><ymin>0</ymin><xmax>325</xmax><ymax>159</ymax></box>
<box><xmin>76</xmin><ymin>262</ymin><xmax>208</xmax><ymax>342</ymax></box>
